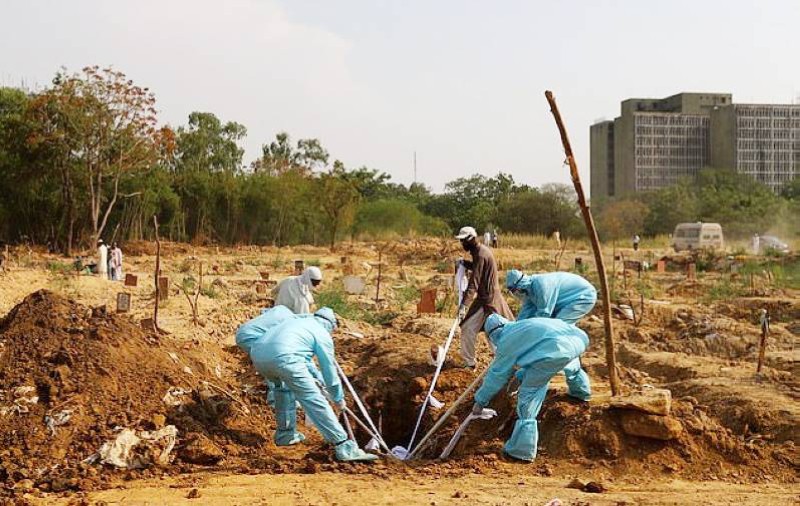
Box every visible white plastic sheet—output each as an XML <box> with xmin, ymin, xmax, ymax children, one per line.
<box><xmin>91</xmin><ymin>425</ymin><xmax>178</xmax><ymax>469</ymax></box>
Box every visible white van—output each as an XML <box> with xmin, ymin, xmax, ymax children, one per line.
<box><xmin>672</xmin><ymin>222</ymin><xmax>724</xmax><ymax>252</ymax></box>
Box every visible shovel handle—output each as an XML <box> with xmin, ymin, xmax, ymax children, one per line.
<box><xmin>408</xmin><ymin>367</ymin><xmax>488</xmax><ymax>459</ymax></box>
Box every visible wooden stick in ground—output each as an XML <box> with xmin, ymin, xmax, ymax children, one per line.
<box><xmin>545</xmin><ymin>90</ymin><xmax>620</xmax><ymax>396</ymax></box>
<box><xmin>152</xmin><ymin>215</ymin><xmax>162</xmax><ymax>333</ymax></box>
<box><xmin>757</xmin><ymin>309</ymin><xmax>769</xmax><ymax>374</ymax></box>
<box><xmin>409</xmin><ymin>367</ymin><xmax>488</xmax><ymax>460</ymax></box>
<box><xmin>375</xmin><ymin>250</ymin><xmax>383</xmax><ymax>304</ymax></box>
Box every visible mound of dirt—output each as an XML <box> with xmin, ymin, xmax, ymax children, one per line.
<box><xmin>0</xmin><ymin>290</ymin><xmax>278</xmax><ymax>496</ymax></box>
<box><xmin>338</xmin><ymin>321</ymin><xmax>797</xmax><ymax>483</ymax></box>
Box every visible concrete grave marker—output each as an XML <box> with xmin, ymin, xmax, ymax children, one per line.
<box><xmin>342</xmin><ymin>275</ymin><xmax>365</xmax><ymax>295</ymax></box>
<box><xmin>124</xmin><ymin>274</ymin><xmax>138</xmax><ymax>287</ymax></box>
<box><xmin>116</xmin><ymin>293</ymin><xmax>131</xmax><ymax>313</ymax></box>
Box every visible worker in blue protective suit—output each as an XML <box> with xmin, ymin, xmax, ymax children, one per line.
<box><xmin>471</xmin><ymin>314</ymin><xmax>591</xmax><ymax>461</ymax></box>
<box><xmin>236</xmin><ymin>305</ymin><xmax>312</xmax><ymax>406</ymax></box>
<box><xmin>506</xmin><ymin>269</ymin><xmax>597</xmax><ymax>324</ymax></box>
<box><xmin>236</xmin><ymin>305</ymin><xmax>300</xmax><ymax>355</ymax></box>
<box><xmin>248</xmin><ymin>307</ymin><xmax>378</xmax><ymax>462</ymax></box>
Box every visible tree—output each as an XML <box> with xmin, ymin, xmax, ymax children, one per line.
<box><xmin>423</xmin><ymin>173</ymin><xmax>527</xmax><ymax>231</ymax></box>
<box><xmin>695</xmin><ymin>169</ymin><xmax>784</xmax><ymax>237</ymax></box>
<box><xmin>318</xmin><ymin>164</ymin><xmax>360</xmax><ymax>249</ymax></box>
<box><xmin>596</xmin><ymin>199</ymin><xmax>649</xmax><ymax>241</ymax></box>
<box><xmin>33</xmin><ymin>67</ymin><xmax>168</xmax><ymax>248</ymax></box>
<box><xmin>172</xmin><ymin>111</ymin><xmax>246</xmax><ymax>241</ymax></box>
<box><xmin>0</xmin><ymin>88</ymin><xmax>57</xmax><ymax>245</ymax></box>
<box><xmin>354</xmin><ymin>199</ymin><xmax>448</xmax><ymax>238</ymax></box>
<box><xmin>496</xmin><ymin>187</ymin><xmax>583</xmax><ymax>237</ymax></box>
<box><xmin>254</xmin><ymin>132</ymin><xmax>329</xmax><ymax>175</ymax></box>
<box><xmin>640</xmin><ymin>182</ymin><xmax>699</xmax><ymax>236</ymax></box>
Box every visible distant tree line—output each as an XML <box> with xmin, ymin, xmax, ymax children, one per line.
<box><xmin>3</xmin><ymin>67</ymin><xmax>795</xmax><ymax>253</ymax></box>
<box><xmin>0</xmin><ymin>67</ymin><xmax>588</xmax><ymax>253</ymax></box>
<box><xmin>594</xmin><ymin>170</ymin><xmax>800</xmax><ymax>241</ymax></box>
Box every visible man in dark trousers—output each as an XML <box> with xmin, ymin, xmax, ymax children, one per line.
<box><xmin>455</xmin><ymin>226</ymin><xmax>514</xmax><ymax>368</ymax></box>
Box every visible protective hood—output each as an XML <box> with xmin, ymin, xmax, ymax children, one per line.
<box><xmin>483</xmin><ymin>313</ymin><xmax>509</xmax><ymax>346</ymax></box>
<box><xmin>300</xmin><ymin>267</ymin><xmax>322</xmax><ymax>286</ymax></box>
<box><xmin>506</xmin><ymin>269</ymin><xmax>524</xmax><ymax>290</ymax></box>
<box><xmin>314</xmin><ymin>306</ymin><xmax>337</xmax><ymax>332</ymax></box>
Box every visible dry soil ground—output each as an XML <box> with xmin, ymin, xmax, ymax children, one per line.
<box><xmin>0</xmin><ymin>240</ymin><xmax>797</xmax><ymax>505</ymax></box>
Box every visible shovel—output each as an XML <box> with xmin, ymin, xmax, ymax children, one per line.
<box><xmin>408</xmin><ymin>367</ymin><xmax>488</xmax><ymax>460</ymax></box>
<box><xmin>439</xmin><ymin>408</ymin><xmax>497</xmax><ymax>459</ymax></box>
<box><xmin>393</xmin><ymin>317</ymin><xmax>460</xmax><ymax>459</ymax></box>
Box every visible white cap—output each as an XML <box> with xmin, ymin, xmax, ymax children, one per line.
<box><xmin>455</xmin><ymin>226</ymin><xmax>477</xmax><ymax>240</ymax></box>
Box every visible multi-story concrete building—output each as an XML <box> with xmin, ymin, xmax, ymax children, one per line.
<box><xmin>590</xmin><ymin>92</ymin><xmax>800</xmax><ymax>199</ymax></box>
<box><xmin>710</xmin><ymin>104</ymin><xmax>800</xmax><ymax>193</ymax></box>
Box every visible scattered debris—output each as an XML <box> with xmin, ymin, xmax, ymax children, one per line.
<box><xmin>45</xmin><ymin>409</ymin><xmax>74</xmax><ymax>435</ymax></box>
<box><xmin>88</xmin><ymin>425</ymin><xmax>178</xmax><ymax>469</ymax></box>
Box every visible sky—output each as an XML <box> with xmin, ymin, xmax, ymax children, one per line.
<box><xmin>2</xmin><ymin>0</ymin><xmax>799</xmax><ymax>191</ymax></box>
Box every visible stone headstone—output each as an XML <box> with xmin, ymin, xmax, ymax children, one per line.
<box><xmin>124</xmin><ymin>274</ymin><xmax>138</xmax><ymax>287</ymax></box>
<box><xmin>342</xmin><ymin>275</ymin><xmax>365</xmax><ymax>295</ymax></box>
<box><xmin>116</xmin><ymin>292</ymin><xmax>131</xmax><ymax>313</ymax></box>
<box><xmin>294</xmin><ymin>259</ymin><xmax>304</xmax><ymax>275</ymax></box>
<box><xmin>656</xmin><ymin>260</ymin><xmax>666</xmax><ymax>273</ymax></box>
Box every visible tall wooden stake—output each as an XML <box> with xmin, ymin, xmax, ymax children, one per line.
<box><xmin>153</xmin><ymin>215</ymin><xmax>162</xmax><ymax>333</ymax></box>
<box><xmin>375</xmin><ymin>250</ymin><xmax>383</xmax><ymax>304</ymax></box>
<box><xmin>757</xmin><ymin>309</ymin><xmax>769</xmax><ymax>374</ymax></box>
<box><xmin>545</xmin><ymin>91</ymin><xmax>620</xmax><ymax>396</ymax></box>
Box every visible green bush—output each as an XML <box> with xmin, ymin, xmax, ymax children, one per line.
<box><xmin>394</xmin><ymin>285</ymin><xmax>420</xmax><ymax>308</ymax></box>
<box><xmin>354</xmin><ymin>199</ymin><xmax>448</xmax><ymax>239</ymax></box>
<box><xmin>46</xmin><ymin>261</ymin><xmax>73</xmax><ymax>275</ymax></box>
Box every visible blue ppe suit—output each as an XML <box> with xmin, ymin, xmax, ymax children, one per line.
<box><xmin>236</xmin><ymin>305</ymin><xmax>301</xmax><ymax>355</ymax></box>
<box><xmin>249</xmin><ymin>314</ymin><xmax>347</xmax><ymax>447</ymax></box>
<box><xmin>474</xmin><ymin>315</ymin><xmax>591</xmax><ymax>461</ymax></box>
<box><xmin>236</xmin><ymin>306</ymin><xmax>312</xmax><ymax>407</ymax></box>
<box><xmin>507</xmin><ymin>270</ymin><xmax>597</xmax><ymax>324</ymax></box>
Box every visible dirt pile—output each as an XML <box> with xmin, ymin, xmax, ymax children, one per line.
<box><xmin>0</xmin><ymin>290</ymin><xmax>278</xmax><ymax>496</ymax></box>
<box><xmin>339</xmin><ymin>320</ymin><xmax>797</xmax><ymax>482</ymax></box>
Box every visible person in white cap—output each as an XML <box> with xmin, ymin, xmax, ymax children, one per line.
<box><xmin>455</xmin><ymin>226</ymin><xmax>514</xmax><ymax>368</ymax></box>
<box><xmin>273</xmin><ymin>266</ymin><xmax>323</xmax><ymax>314</ymax></box>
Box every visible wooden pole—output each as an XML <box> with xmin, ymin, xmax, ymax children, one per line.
<box><xmin>756</xmin><ymin>309</ymin><xmax>769</xmax><ymax>374</ymax></box>
<box><xmin>153</xmin><ymin>215</ymin><xmax>162</xmax><ymax>333</ymax></box>
<box><xmin>375</xmin><ymin>250</ymin><xmax>383</xmax><ymax>304</ymax></box>
<box><xmin>545</xmin><ymin>91</ymin><xmax>620</xmax><ymax>396</ymax></box>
